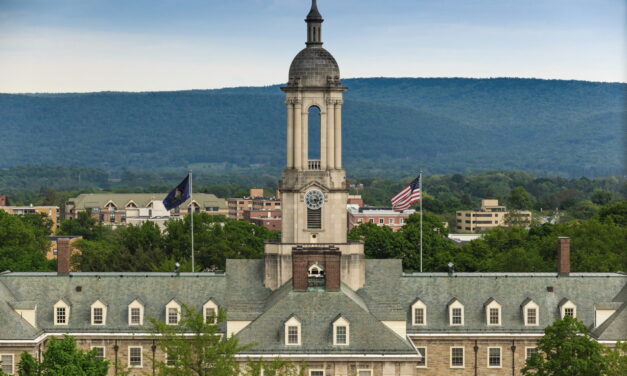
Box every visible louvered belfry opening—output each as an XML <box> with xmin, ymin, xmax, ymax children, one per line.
<box><xmin>307</xmin><ymin>208</ymin><xmax>322</xmax><ymax>229</ymax></box>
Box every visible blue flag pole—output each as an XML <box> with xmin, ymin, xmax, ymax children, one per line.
<box><xmin>190</xmin><ymin>170</ymin><xmax>194</xmax><ymax>272</ymax></box>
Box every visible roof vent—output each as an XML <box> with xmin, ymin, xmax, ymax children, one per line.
<box><xmin>75</xmin><ymin>286</ymin><xmax>82</xmax><ymax>292</ymax></box>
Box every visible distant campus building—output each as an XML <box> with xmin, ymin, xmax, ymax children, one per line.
<box><xmin>0</xmin><ymin>205</ymin><xmax>60</xmax><ymax>232</ymax></box>
<box><xmin>456</xmin><ymin>199</ymin><xmax>532</xmax><ymax>233</ymax></box>
<box><xmin>0</xmin><ymin>3</ymin><xmax>623</xmax><ymax>376</ymax></box>
<box><xmin>227</xmin><ymin>189</ymin><xmax>282</xmax><ymax>230</ymax></box>
<box><xmin>65</xmin><ymin>193</ymin><xmax>227</xmax><ymax>228</ymax></box>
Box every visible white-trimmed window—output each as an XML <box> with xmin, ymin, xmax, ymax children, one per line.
<box><xmin>389</xmin><ymin>218</ymin><xmax>394</xmax><ymax>224</ymax></box>
<box><xmin>203</xmin><ymin>299</ymin><xmax>218</xmax><ymax>324</ymax></box>
<box><xmin>487</xmin><ymin>347</ymin><xmax>502</xmax><ymax>368</ymax></box>
<box><xmin>449</xmin><ymin>299</ymin><xmax>464</xmax><ymax>326</ymax></box>
<box><xmin>411</xmin><ymin>299</ymin><xmax>427</xmax><ymax>326</ymax></box>
<box><xmin>1</xmin><ymin>354</ymin><xmax>14</xmax><ymax>375</ymax></box>
<box><xmin>525</xmin><ymin>347</ymin><xmax>538</xmax><ymax>360</ymax></box>
<box><xmin>165</xmin><ymin>300</ymin><xmax>181</xmax><ymax>325</ymax></box>
<box><xmin>415</xmin><ymin>347</ymin><xmax>427</xmax><ymax>368</ymax></box>
<box><xmin>284</xmin><ymin>316</ymin><xmax>301</xmax><ymax>346</ymax></box>
<box><xmin>128</xmin><ymin>300</ymin><xmax>144</xmax><ymax>326</ymax></box>
<box><xmin>485</xmin><ymin>299</ymin><xmax>501</xmax><ymax>326</ymax></box>
<box><xmin>560</xmin><ymin>300</ymin><xmax>577</xmax><ymax>319</ymax></box>
<box><xmin>128</xmin><ymin>346</ymin><xmax>142</xmax><ymax>368</ymax></box>
<box><xmin>357</xmin><ymin>363</ymin><xmax>372</xmax><ymax>376</ymax></box>
<box><xmin>90</xmin><ymin>300</ymin><xmax>107</xmax><ymax>326</ymax></box>
<box><xmin>522</xmin><ymin>299</ymin><xmax>539</xmax><ymax>326</ymax></box>
<box><xmin>91</xmin><ymin>346</ymin><xmax>105</xmax><ymax>360</ymax></box>
<box><xmin>378</xmin><ymin>218</ymin><xmax>384</xmax><ymax>224</ymax></box>
<box><xmin>53</xmin><ymin>300</ymin><xmax>69</xmax><ymax>326</ymax></box>
<box><xmin>450</xmin><ymin>347</ymin><xmax>464</xmax><ymax>368</ymax></box>
<box><xmin>309</xmin><ymin>371</ymin><xmax>324</xmax><ymax>376</ymax></box>
<box><xmin>332</xmin><ymin>316</ymin><xmax>350</xmax><ymax>346</ymax></box>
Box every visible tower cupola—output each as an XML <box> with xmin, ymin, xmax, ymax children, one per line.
<box><xmin>306</xmin><ymin>0</ymin><xmax>323</xmax><ymax>47</ymax></box>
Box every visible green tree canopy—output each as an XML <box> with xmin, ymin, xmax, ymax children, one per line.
<box><xmin>17</xmin><ymin>336</ymin><xmax>108</xmax><ymax>376</ymax></box>
<box><xmin>0</xmin><ymin>211</ymin><xmax>52</xmax><ymax>272</ymax></box>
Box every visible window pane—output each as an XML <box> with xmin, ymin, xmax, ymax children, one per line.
<box><xmin>414</xmin><ymin>308</ymin><xmax>424</xmax><ymax>324</ymax></box>
<box><xmin>416</xmin><ymin>347</ymin><xmax>426</xmax><ymax>366</ymax></box>
<box><xmin>527</xmin><ymin>308</ymin><xmax>537</xmax><ymax>325</ymax></box>
<box><xmin>205</xmin><ymin>307</ymin><xmax>217</xmax><ymax>323</ymax></box>
<box><xmin>131</xmin><ymin>308</ymin><xmax>141</xmax><ymax>324</ymax></box>
<box><xmin>310</xmin><ymin>371</ymin><xmax>324</xmax><ymax>376</ymax></box>
<box><xmin>489</xmin><ymin>348</ymin><xmax>501</xmax><ymax>367</ymax></box>
<box><xmin>287</xmin><ymin>326</ymin><xmax>299</xmax><ymax>344</ymax></box>
<box><xmin>526</xmin><ymin>347</ymin><xmax>538</xmax><ymax>359</ymax></box>
<box><xmin>93</xmin><ymin>347</ymin><xmax>104</xmax><ymax>359</ymax></box>
<box><xmin>1</xmin><ymin>355</ymin><xmax>13</xmax><ymax>374</ymax></box>
<box><xmin>129</xmin><ymin>347</ymin><xmax>142</xmax><ymax>366</ymax></box>
<box><xmin>451</xmin><ymin>348</ymin><xmax>464</xmax><ymax>366</ymax></box>
<box><xmin>56</xmin><ymin>307</ymin><xmax>66</xmax><ymax>324</ymax></box>
<box><xmin>93</xmin><ymin>308</ymin><xmax>103</xmax><ymax>324</ymax></box>
<box><xmin>489</xmin><ymin>308</ymin><xmax>499</xmax><ymax>324</ymax></box>
<box><xmin>336</xmin><ymin>326</ymin><xmax>347</xmax><ymax>344</ymax></box>
<box><xmin>564</xmin><ymin>308</ymin><xmax>574</xmax><ymax>317</ymax></box>
<box><xmin>168</xmin><ymin>308</ymin><xmax>178</xmax><ymax>324</ymax></box>
<box><xmin>452</xmin><ymin>308</ymin><xmax>462</xmax><ymax>324</ymax></box>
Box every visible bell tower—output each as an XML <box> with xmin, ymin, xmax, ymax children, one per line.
<box><xmin>264</xmin><ymin>0</ymin><xmax>365</xmax><ymax>291</ymax></box>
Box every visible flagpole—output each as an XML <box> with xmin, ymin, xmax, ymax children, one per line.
<box><xmin>419</xmin><ymin>170</ymin><xmax>423</xmax><ymax>273</ymax></box>
<box><xmin>189</xmin><ymin>170</ymin><xmax>195</xmax><ymax>272</ymax></box>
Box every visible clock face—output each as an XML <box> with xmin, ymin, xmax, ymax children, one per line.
<box><xmin>304</xmin><ymin>189</ymin><xmax>324</xmax><ymax>210</ymax></box>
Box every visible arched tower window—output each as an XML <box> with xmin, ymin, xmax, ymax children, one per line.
<box><xmin>308</xmin><ymin>106</ymin><xmax>321</xmax><ymax>162</ymax></box>
<box><xmin>307</xmin><ymin>263</ymin><xmax>325</xmax><ymax>291</ymax></box>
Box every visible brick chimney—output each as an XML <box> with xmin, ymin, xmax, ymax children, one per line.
<box><xmin>57</xmin><ymin>238</ymin><xmax>71</xmax><ymax>274</ymax></box>
<box><xmin>557</xmin><ymin>237</ymin><xmax>570</xmax><ymax>277</ymax></box>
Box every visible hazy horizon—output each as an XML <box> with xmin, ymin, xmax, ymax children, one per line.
<box><xmin>1</xmin><ymin>0</ymin><xmax>625</xmax><ymax>93</ymax></box>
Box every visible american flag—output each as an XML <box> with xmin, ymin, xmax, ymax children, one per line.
<box><xmin>391</xmin><ymin>174</ymin><xmax>421</xmax><ymax>211</ymax></box>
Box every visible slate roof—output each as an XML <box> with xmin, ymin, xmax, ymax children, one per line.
<box><xmin>0</xmin><ymin>259</ymin><xmax>624</xmax><ymax>346</ymax></box>
<box><xmin>67</xmin><ymin>193</ymin><xmax>226</xmax><ymax>210</ymax></box>
<box><xmin>398</xmin><ymin>268</ymin><xmax>626</xmax><ymax>339</ymax></box>
<box><xmin>236</xmin><ymin>290</ymin><xmax>415</xmax><ymax>354</ymax></box>
<box><xmin>0</xmin><ymin>272</ymin><xmax>227</xmax><ymax>336</ymax></box>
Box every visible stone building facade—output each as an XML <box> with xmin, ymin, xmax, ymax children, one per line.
<box><xmin>0</xmin><ymin>2</ymin><xmax>624</xmax><ymax>376</ymax></box>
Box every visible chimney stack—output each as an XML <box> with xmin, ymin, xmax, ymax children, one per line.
<box><xmin>57</xmin><ymin>238</ymin><xmax>71</xmax><ymax>274</ymax></box>
<box><xmin>557</xmin><ymin>237</ymin><xmax>570</xmax><ymax>277</ymax></box>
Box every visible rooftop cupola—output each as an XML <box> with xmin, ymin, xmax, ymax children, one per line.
<box><xmin>306</xmin><ymin>0</ymin><xmax>323</xmax><ymax>47</ymax></box>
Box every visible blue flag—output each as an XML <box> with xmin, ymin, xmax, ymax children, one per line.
<box><xmin>163</xmin><ymin>175</ymin><xmax>191</xmax><ymax>210</ymax></box>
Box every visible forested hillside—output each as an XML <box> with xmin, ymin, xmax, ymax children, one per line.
<box><xmin>0</xmin><ymin>78</ymin><xmax>624</xmax><ymax>177</ymax></box>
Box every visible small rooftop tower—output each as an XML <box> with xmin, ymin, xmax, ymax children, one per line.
<box><xmin>306</xmin><ymin>0</ymin><xmax>323</xmax><ymax>47</ymax></box>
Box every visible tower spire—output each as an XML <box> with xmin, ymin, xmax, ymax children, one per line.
<box><xmin>306</xmin><ymin>0</ymin><xmax>323</xmax><ymax>47</ymax></box>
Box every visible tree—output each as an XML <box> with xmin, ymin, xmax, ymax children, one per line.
<box><xmin>148</xmin><ymin>304</ymin><xmax>249</xmax><ymax>376</ymax></box>
<box><xmin>0</xmin><ymin>211</ymin><xmax>52</xmax><ymax>272</ymax></box>
<box><xmin>522</xmin><ymin>316</ymin><xmax>610</xmax><ymax>376</ymax></box>
<box><xmin>58</xmin><ymin>211</ymin><xmax>109</xmax><ymax>241</ymax></box>
<box><xmin>17</xmin><ymin>335</ymin><xmax>108</xmax><ymax>376</ymax></box>
<box><xmin>244</xmin><ymin>358</ymin><xmax>305</xmax><ymax>376</ymax></box>
<box><xmin>508</xmin><ymin>186</ymin><xmax>534</xmax><ymax>210</ymax></box>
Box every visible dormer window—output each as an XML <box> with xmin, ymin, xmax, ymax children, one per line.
<box><xmin>411</xmin><ymin>299</ymin><xmax>427</xmax><ymax>326</ymax></box>
<box><xmin>128</xmin><ymin>300</ymin><xmax>144</xmax><ymax>326</ymax></box>
<box><xmin>53</xmin><ymin>300</ymin><xmax>69</xmax><ymax>326</ymax></box>
<box><xmin>559</xmin><ymin>299</ymin><xmax>577</xmax><ymax>319</ymax></box>
<box><xmin>90</xmin><ymin>300</ymin><xmax>107</xmax><ymax>325</ymax></box>
<box><xmin>332</xmin><ymin>316</ymin><xmax>350</xmax><ymax>346</ymax></box>
<box><xmin>284</xmin><ymin>316</ymin><xmax>301</xmax><ymax>346</ymax></box>
<box><xmin>166</xmin><ymin>300</ymin><xmax>181</xmax><ymax>325</ymax></box>
<box><xmin>448</xmin><ymin>299</ymin><xmax>464</xmax><ymax>326</ymax></box>
<box><xmin>203</xmin><ymin>299</ymin><xmax>219</xmax><ymax>324</ymax></box>
<box><xmin>484</xmin><ymin>298</ymin><xmax>501</xmax><ymax>326</ymax></box>
<box><xmin>521</xmin><ymin>299</ymin><xmax>539</xmax><ymax>326</ymax></box>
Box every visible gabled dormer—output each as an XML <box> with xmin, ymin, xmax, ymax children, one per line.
<box><xmin>165</xmin><ymin>299</ymin><xmax>181</xmax><ymax>325</ymax></box>
<box><xmin>284</xmin><ymin>315</ymin><xmax>301</xmax><ymax>346</ymax></box>
<box><xmin>448</xmin><ymin>298</ymin><xmax>464</xmax><ymax>326</ymax></box>
<box><xmin>128</xmin><ymin>298</ymin><xmax>145</xmax><ymax>326</ymax></box>
<box><xmin>10</xmin><ymin>301</ymin><xmax>37</xmax><ymax>328</ymax></box>
<box><xmin>90</xmin><ymin>299</ymin><xmax>107</xmax><ymax>326</ymax></box>
<box><xmin>332</xmin><ymin>315</ymin><xmax>350</xmax><ymax>346</ymax></box>
<box><xmin>484</xmin><ymin>298</ymin><xmax>501</xmax><ymax>326</ymax></box>
<box><xmin>559</xmin><ymin>298</ymin><xmax>576</xmax><ymax>319</ymax></box>
<box><xmin>125</xmin><ymin>200</ymin><xmax>138</xmax><ymax>209</ymax></box>
<box><xmin>203</xmin><ymin>299</ymin><xmax>219</xmax><ymax>324</ymax></box>
<box><xmin>53</xmin><ymin>299</ymin><xmax>70</xmax><ymax>326</ymax></box>
<box><xmin>521</xmin><ymin>298</ymin><xmax>539</xmax><ymax>326</ymax></box>
<box><xmin>411</xmin><ymin>298</ymin><xmax>427</xmax><ymax>326</ymax></box>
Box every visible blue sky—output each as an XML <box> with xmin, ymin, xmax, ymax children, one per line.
<box><xmin>0</xmin><ymin>0</ymin><xmax>624</xmax><ymax>92</ymax></box>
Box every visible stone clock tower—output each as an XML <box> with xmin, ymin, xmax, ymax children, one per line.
<box><xmin>264</xmin><ymin>0</ymin><xmax>365</xmax><ymax>291</ymax></box>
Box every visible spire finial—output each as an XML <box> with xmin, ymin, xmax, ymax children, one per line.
<box><xmin>305</xmin><ymin>0</ymin><xmax>323</xmax><ymax>47</ymax></box>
